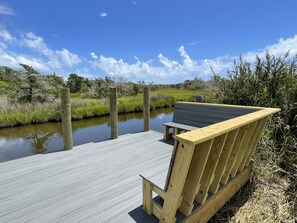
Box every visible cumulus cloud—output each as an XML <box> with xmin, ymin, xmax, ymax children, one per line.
<box><xmin>0</xmin><ymin>4</ymin><xmax>15</xmax><ymax>16</ymax></box>
<box><xmin>0</xmin><ymin>30</ymin><xmax>15</xmax><ymax>42</ymax></box>
<box><xmin>1</xmin><ymin>24</ymin><xmax>297</xmax><ymax>83</ymax></box>
<box><xmin>90</xmin><ymin>52</ymin><xmax>98</xmax><ymax>59</ymax></box>
<box><xmin>100</xmin><ymin>12</ymin><xmax>108</xmax><ymax>17</ymax></box>
<box><xmin>21</xmin><ymin>32</ymin><xmax>81</xmax><ymax>68</ymax></box>
<box><xmin>92</xmin><ymin>35</ymin><xmax>297</xmax><ymax>83</ymax></box>
<box><xmin>21</xmin><ymin>32</ymin><xmax>49</xmax><ymax>54</ymax></box>
<box><xmin>0</xmin><ymin>46</ymin><xmax>51</xmax><ymax>72</ymax></box>
<box><xmin>94</xmin><ymin>45</ymin><xmax>232</xmax><ymax>83</ymax></box>
<box><xmin>0</xmin><ymin>27</ymin><xmax>81</xmax><ymax>74</ymax></box>
<box><xmin>241</xmin><ymin>35</ymin><xmax>297</xmax><ymax>62</ymax></box>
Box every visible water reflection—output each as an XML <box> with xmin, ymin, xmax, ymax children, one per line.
<box><xmin>0</xmin><ymin>108</ymin><xmax>173</xmax><ymax>162</ymax></box>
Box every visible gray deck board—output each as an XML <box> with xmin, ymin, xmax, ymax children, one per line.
<box><xmin>0</xmin><ymin>131</ymin><xmax>177</xmax><ymax>223</ymax></box>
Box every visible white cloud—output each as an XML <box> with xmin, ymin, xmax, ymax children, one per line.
<box><xmin>241</xmin><ymin>35</ymin><xmax>297</xmax><ymax>62</ymax></box>
<box><xmin>90</xmin><ymin>52</ymin><xmax>98</xmax><ymax>59</ymax></box>
<box><xmin>92</xmin><ymin>34</ymin><xmax>297</xmax><ymax>83</ymax></box>
<box><xmin>1</xmin><ymin>24</ymin><xmax>297</xmax><ymax>83</ymax></box>
<box><xmin>0</xmin><ymin>30</ymin><xmax>15</xmax><ymax>42</ymax></box>
<box><xmin>0</xmin><ymin>27</ymin><xmax>81</xmax><ymax>74</ymax></box>
<box><xmin>0</xmin><ymin>4</ymin><xmax>15</xmax><ymax>16</ymax></box>
<box><xmin>0</xmin><ymin>47</ymin><xmax>50</xmax><ymax>72</ymax></box>
<box><xmin>22</xmin><ymin>32</ymin><xmax>49</xmax><ymax>54</ymax></box>
<box><xmin>100</xmin><ymin>12</ymin><xmax>108</xmax><ymax>17</ymax></box>
<box><xmin>57</xmin><ymin>49</ymin><xmax>81</xmax><ymax>67</ymax></box>
<box><xmin>188</xmin><ymin>40</ymin><xmax>209</xmax><ymax>46</ymax></box>
<box><xmin>95</xmin><ymin>46</ymin><xmax>230</xmax><ymax>83</ymax></box>
<box><xmin>21</xmin><ymin>32</ymin><xmax>81</xmax><ymax>68</ymax></box>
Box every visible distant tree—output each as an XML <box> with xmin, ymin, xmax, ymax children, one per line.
<box><xmin>18</xmin><ymin>64</ymin><xmax>41</xmax><ymax>102</ymax></box>
<box><xmin>182</xmin><ymin>78</ymin><xmax>207</xmax><ymax>91</ymax></box>
<box><xmin>132</xmin><ymin>83</ymin><xmax>140</xmax><ymax>95</ymax></box>
<box><xmin>67</xmin><ymin>73</ymin><xmax>84</xmax><ymax>93</ymax></box>
<box><xmin>46</xmin><ymin>73</ymin><xmax>65</xmax><ymax>87</ymax></box>
<box><xmin>105</xmin><ymin>76</ymin><xmax>115</xmax><ymax>86</ymax></box>
<box><xmin>90</xmin><ymin>78</ymin><xmax>105</xmax><ymax>98</ymax></box>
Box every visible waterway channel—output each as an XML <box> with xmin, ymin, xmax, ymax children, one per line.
<box><xmin>0</xmin><ymin>108</ymin><xmax>173</xmax><ymax>163</ymax></box>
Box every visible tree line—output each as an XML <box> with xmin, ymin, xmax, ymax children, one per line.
<box><xmin>0</xmin><ymin>64</ymin><xmax>211</xmax><ymax>103</ymax></box>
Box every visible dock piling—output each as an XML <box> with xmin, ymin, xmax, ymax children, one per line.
<box><xmin>61</xmin><ymin>87</ymin><xmax>73</xmax><ymax>150</ymax></box>
<box><xmin>110</xmin><ymin>87</ymin><xmax>118</xmax><ymax>139</ymax></box>
<box><xmin>143</xmin><ymin>86</ymin><xmax>150</xmax><ymax>131</ymax></box>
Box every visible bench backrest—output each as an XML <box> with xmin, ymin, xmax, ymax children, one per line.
<box><xmin>164</xmin><ymin>103</ymin><xmax>280</xmax><ymax>208</ymax></box>
<box><xmin>173</xmin><ymin>102</ymin><xmax>260</xmax><ymax>127</ymax></box>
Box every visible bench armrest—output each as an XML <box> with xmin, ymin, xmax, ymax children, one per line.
<box><xmin>163</xmin><ymin>122</ymin><xmax>198</xmax><ymax>140</ymax></box>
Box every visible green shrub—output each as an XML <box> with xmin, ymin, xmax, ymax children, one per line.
<box><xmin>213</xmin><ymin>52</ymin><xmax>297</xmax><ymax>217</ymax></box>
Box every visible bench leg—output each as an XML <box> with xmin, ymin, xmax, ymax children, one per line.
<box><xmin>173</xmin><ymin>128</ymin><xmax>182</xmax><ymax>138</ymax></box>
<box><xmin>142</xmin><ymin>178</ymin><xmax>153</xmax><ymax>214</ymax></box>
<box><xmin>163</xmin><ymin>125</ymin><xmax>170</xmax><ymax>140</ymax></box>
<box><xmin>160</xmin><ymin>142</ymin><xmax>195</xmax><ymax>223</ymax></box>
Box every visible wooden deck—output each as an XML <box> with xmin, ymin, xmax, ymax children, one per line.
<box><xmin>0</xmin><ymin>131</ymin><xmax>180</xmax><ymax>223</ymax></box>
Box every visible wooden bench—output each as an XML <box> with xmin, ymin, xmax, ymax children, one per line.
<box><xmin>163</xmin><ymin>102</ymin><xmax>260</xmax><ymax>140</ymax></box>
<box><xmin>141</xmin><ymin>102</ymin><xmax>280</xmax><ymax>223</ymax></box>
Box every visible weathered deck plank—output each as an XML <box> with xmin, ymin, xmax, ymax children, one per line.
<box><xmin>0</xmin><ymin>131</ymin><xmax>175</xmax><ymax>223</ymax></box>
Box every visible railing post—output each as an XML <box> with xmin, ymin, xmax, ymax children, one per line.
<box><xmin>60</xmin><ymin>87</ymin><xmax>73</xmax><ymax>150</ymax></box>
<box><xmin>109</xmin><ymin>87</ymin><xmax>118</xmax><ymax>139</ymax></box>
<box><xmin>143</xmin><ymin>86</ymin><xmax>150</xmax><ymax>131</ymax></box>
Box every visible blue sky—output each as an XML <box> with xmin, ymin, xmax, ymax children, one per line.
<box><xmin>0</xmin><ymin>0</ymin><xmax>297</xmax><ymax>83</ymax></box>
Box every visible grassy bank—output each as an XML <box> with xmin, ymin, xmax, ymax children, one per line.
<box><xmin>0</xmin><ymin>89</ymin><xmax>215</xmax><ymax>128</ymax></box>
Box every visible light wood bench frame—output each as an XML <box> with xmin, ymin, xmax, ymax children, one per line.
<box><xmin>141</xmin><ymin>102</ymin><xmax>280</xmax><ymax>223</ymax></box>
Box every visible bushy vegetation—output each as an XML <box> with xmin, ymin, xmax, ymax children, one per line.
<box><xmin>213</xmin><ymin>52</ymin><xmax>297</xmax><ymax>221</ymax></box>
<box><xmin>0</xmin><ymin>65</ymin><xmax>65</xmax><ymax>102</ymax></box>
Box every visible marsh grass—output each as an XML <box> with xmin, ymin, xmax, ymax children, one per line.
<box><xmin>0</xmin><ymin>89</ymin><xmax>214</xmax><ymax>128</ymax></box>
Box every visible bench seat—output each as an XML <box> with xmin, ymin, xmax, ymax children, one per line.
<box><xmin>163</xmin><ymin>122</ymin><xmax>197</xmax><ymax>140</ymax></box>
<box><xmin>141</xmin><ymin>102</ymin><xmax>280</xmax><ymax>222</ymax></box>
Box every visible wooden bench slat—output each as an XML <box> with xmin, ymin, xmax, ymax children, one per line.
<box><xmin>174</xmin><ymin>103</ymin><xmax>259</xmax><ymax>114</ymax></box>
<box><xmin>161</xmin><ymin>141</ymin><xmax>195</xmax><ymax>223</ymax></box>
<box><xmin>163</xmin><ymin>122</ymin><xmax>197</xmax><ymax>131</ymax></box>
<box><xmin>238</xmin><ymin>119</ymin><xmax>263</xmax><ymax>171</ymax></box>
<box><xmin>220</xmin><ymin>125</ymin><xmax>248</xmax><ymax>185</ymax></box>
<box><xmin>179</xmin><ymin>139</ymin><xmax>214</xmax><ymax>216</ymax></box>
<box><xmin>209</xmin><ymin>128</ymin><xmax>239</xmax><ymax>194</ymax></box>
<box><xmin>195</xmin><ymin>133</ymin><xmax>228</xmax><ymax>204</ymax></box>
<box><xmin>243</xmin><ymin>117</ymin><xmax>268</xmax><ymax>167</ymax></box>
<box><xmin>230</xmin><ymin>121</ymin><xmax>258</xmax><ymax>177</ymax></box>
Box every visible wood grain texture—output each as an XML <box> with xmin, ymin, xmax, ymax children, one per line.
<box><xmin>61</xmin><ymin>87</ymin><xmax>73</xmax><ymax>150</ymax></box>
<box><xmin>109</xmin><ymin>87</ymin><xmax>118</xmax><ymax>139</ymax></box>
<box><xmin>209</xmin><ymin>129</ymin><xmax>239</xmax><ymax>194</ymax></box>
<box><xmin>0</xmin><ymin>131</ymin><xmax>172</xmax><ymax>223</ymax></box>
<box><xmin>179</xmin><ymin>139</ymin><xmax>214</xmax><ymax>216</ymax></box>
<box><xmin>143</xmin><ymin>86</ymin><xmax>150</xmax><ymax>131</ymax></box>
<box><xmin>195</xmin><ymin>133</ymin><xmax>228</xmax><ymax>204</ymax></box>
<box><xmin>184</xmin><ymin>165</ymin><xmax>252</xmax><ymax>223</ymax></box>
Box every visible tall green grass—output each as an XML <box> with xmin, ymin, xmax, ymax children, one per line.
<box><xmin>0</xmin><ymin>89</ymin><xmax>215</xmax><ymax>128</ymax></box>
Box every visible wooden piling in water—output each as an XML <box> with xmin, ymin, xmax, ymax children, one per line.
<box><xmin>143</xmin><ymin>86</ymin><xmax>150</xmax><ymax>131</ymax></box>
<box><xmin>61</xmin><ymin>87</ymin><xmax>73</xmax><ymax>150</ymax></box>
<box><xmin>110</xmin><ymin>87</ymin><xmax>118</xmax><ymax>139</ymax></box>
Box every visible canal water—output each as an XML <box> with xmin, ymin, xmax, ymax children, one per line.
<box><xmin>0</xmin><ymin>108</ymin><xmax>173</xmax><ymax>163</ymax></box>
